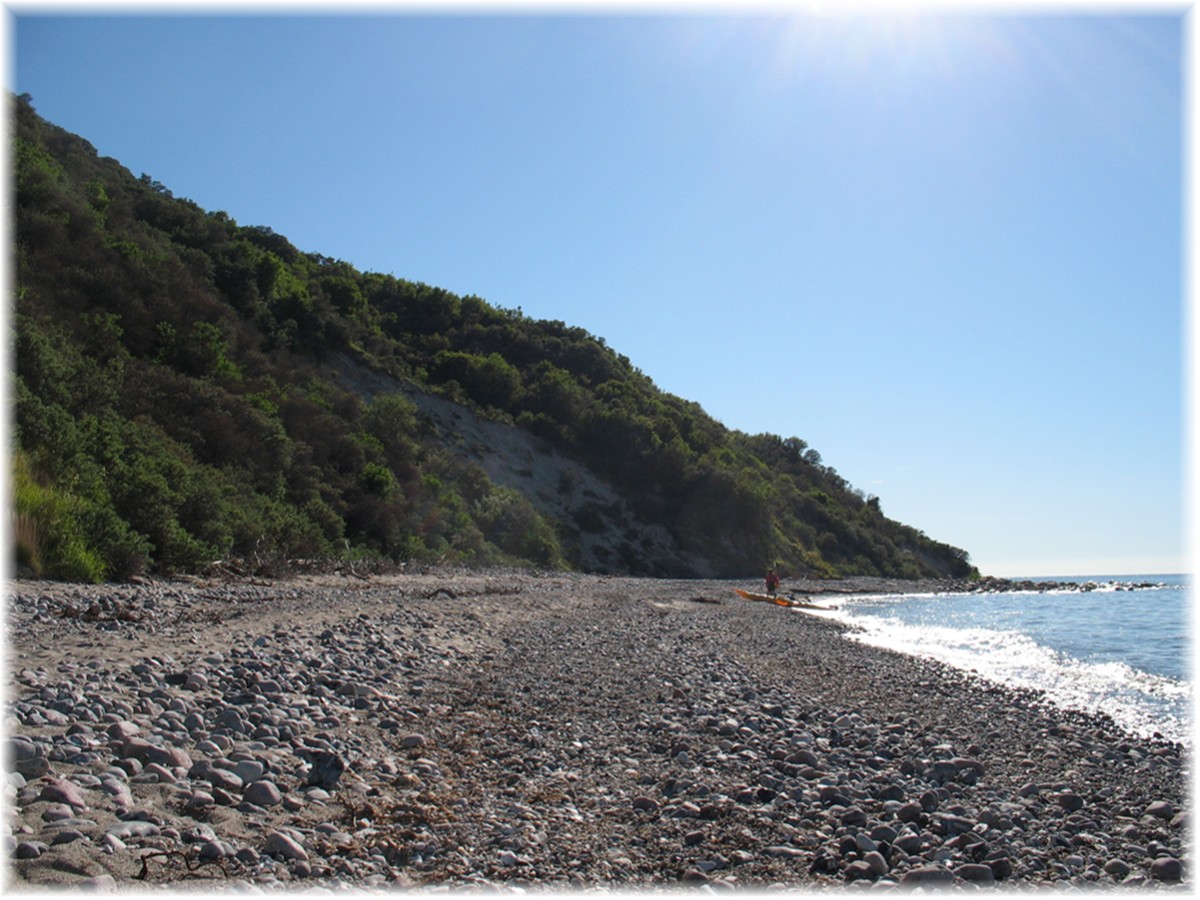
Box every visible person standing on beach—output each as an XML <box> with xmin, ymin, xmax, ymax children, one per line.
<box><xmin>765</xmin><ymin>568</ymin><xmax>780</xmax><ymax>596</ymax></box>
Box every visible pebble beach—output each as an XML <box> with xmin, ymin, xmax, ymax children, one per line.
<box><xmin>3</xmin><ymin>570</ymin><xmax>1190</xmax><ymax>890</ymax></box>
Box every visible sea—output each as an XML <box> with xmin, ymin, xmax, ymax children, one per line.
<box><xmin>824</xmin><ymin>575</ymin><xmax>1191</xmax><ymax>746</ymax></box>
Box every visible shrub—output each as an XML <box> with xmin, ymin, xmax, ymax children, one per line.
<box><xmin>13</xmin><ymin>454</ymin><xmax>107</xmax><ymax>582</ymax></box>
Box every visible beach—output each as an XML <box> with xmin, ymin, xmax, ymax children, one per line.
<box><xmin>4</xmin><ymin>570</ymin><xmax>1189</xmax><ymax>889</ymax></box>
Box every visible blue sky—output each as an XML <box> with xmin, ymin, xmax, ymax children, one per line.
<box><xmin>10</xmin><ymin>7</ymin><xmax>1187</xmax><ymax>577</ymax></box>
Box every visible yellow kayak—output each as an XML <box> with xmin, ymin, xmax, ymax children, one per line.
<box><xmin>735</xmin><ymin>588</ymin><xmax>837</xmax><ymax>612</ymax></box>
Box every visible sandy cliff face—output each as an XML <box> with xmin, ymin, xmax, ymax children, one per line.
<box><xmin>331</xmin><ymin>352</ymin><xmax>712</xmax><ymax>576</ymax></box>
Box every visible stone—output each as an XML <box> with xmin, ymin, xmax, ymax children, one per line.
<box><xmin>1057</xmin><ymin>792</ymin><xmax>1085</xmax><ymax>812</ymax></box>
<box><xmin>863</xmin><ymin>850</ymin><xmax>889</xmax><ymax>877</ymax></box>
<box><xmin>41</xmin><ymin>802</ymin><xmax>76</xmax><ymax>822</ymax></box>
<box><xmin>263</xmin><ymin>830</ymin><xmax>308</xmax><ymax>861</ymax></box>
<box><xmin>952</xmin><ymin>757</ymin><xmax>985</xmax><ymax>776</ymax></box>
<box><xmin>198</xmin><ymin>840</ymin><xmax>229</xmax><ymax>861</ymax></box>
<box><xmin>763</xmin><ymin>845</ymin><xmax>805</xmax><ymax>858</ymax></box>
<box><xmin>15</xmin><ymin>840</ymin><xmax>48</xmax><ymax>859</ymax></box>
<box><xmin>244</xmin><ymin>780</ymin><xmax>283</xmax><ymax>807</ymax></box>
<box><xmin>4</xmin><ymin>736</ymin><xmax>39</xmax><ymax>765</ymax></box>
<box><xmin>954</xmin><ymin>863</ymin><xmax>995</xmax><ymax>884</ymax></box>
<box><xmin>839</xmin><ymin>805</ymin><xmax>867</xmax><ymax>827</ymax></box>
<box><xmin>931</xmin><ymin>812</ymin><xmax>975</xmax><ymax>836</ymax></box>
<box><xmin>1145</xmin><ymin>801</ymin><xmax>1174</xmax><ymax>820</ymax></box>
<box><xmin>900</xmin><ymin>865</ymin><xmax>956</xmax><ymax>886</ymax></box>
<box><xmin>39</xmin><ymin>778</ymin><xmax>89</xmax><ymax>810</ymax></box>
<box><xmin>305</xmin><ymin>752</ymin><xmax>345</xmax><ymax>790</ymax></box>
<box><xmin>185</xmin><ymin>790</ymin><xmax>216</xmax><ymax>811</ymax></box>
<box><xmin>122</xmin><ymin>737</ymin><xmax>191</xmax><ymax>770</ymax></box>
<box><xmin>869</xmin><ymin>824</ymin><xmax>899</xmax><ymax>844</ymax></box>
<box><xmin>184</xmin><ymin>672</ymin><xmax>209</xmax><ymax>691</ymax></box>
<box><xmin>927</xmin><ymin>760</ymin><xmax>959</xmax><ymax>783</ymax></box>
<box><xmin>631</xmin><ymin>796</ymin><xmax>658</xmax><ymax>813</ymax></box>
<box><xmin>896</xmin><ymin>801</ymin><xmax>923</xmax><ymax>823</ymax></box>
<box><xmin>106</xmin><ymin>820</ymin><xmax>161</xmax><ymax>839</ymax></box>
<box><xmin>854</xmin><ymin>833</ymin><xmax>877</xmax><ymax>853</ymax></box>
<box><xmin>1104</xmin><ymin>859</ymin><xmax>1132</xmax><ymax>878</ymax></box>
<box><xmin>139</xmin><ymin>762</ymin><xmax>177</xmax><ymax>784</ymax></box>
<box><xmin>190</xmin><ymin>761</ymin><xmax>245</xmax><ymax>792</ymax></box>
<box><xmin>79</xmin><ymin>875</ymin><xmax>118</xmax><ymax>891</ymax></box>
<box><xmin>987</xmin><ymin>855</ymin><xmax>1014</xmax><ymax>881</ymax></box>
<box><xmin>399</xmin><ymin>734</ymin><xmax>426</xmax><ymax>749</ymax></box>
<box><xmin>844</xmin><ymin>860</ymin><xmax>877</xmax><ymax>882</ymax></box>
<box><xmin>1150</xmin><ymin>857</ymin><xmax>1183</xmax><ymax>883</ymax></box>
<box><xmin>233</xmin><ymin>759</ymin><xmax>266</xmax><ymax>784</ymax></box>
<box><xmin>50</xmin><ymin>829</ymin><xmax>88</xmax><ymax>846</ymax></box>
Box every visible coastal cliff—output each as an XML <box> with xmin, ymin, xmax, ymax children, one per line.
<box><xmin>13</xmin><ymin>94</ymin><xmax>973</xmax><ymax>583</ymax></box>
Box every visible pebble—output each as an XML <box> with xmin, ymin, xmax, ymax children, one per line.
<box><xmin>263</xmin><ymin>831</ymin><xmax>308</xmax><ymax>862</ymax></box>
<box><xmin>243</xmin><ymin>780</ymin><xmax>282</xmax><ymax>808</ymax></box>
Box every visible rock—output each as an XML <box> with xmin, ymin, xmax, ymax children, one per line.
<box><xmin>184</xmin><ymin>672</ymin><xmax>209</xmax><ymax>691</ymax></box>
<box><xmin>189</xmin><ymin>761</ymin><xmax>244</xmax><ymax>792</ymax></box>
<box><xmin>844</xmin><ymin>860</ymin><xmax>877</xmax><ymax>882</ymax></box>
<box><xmin>106</xmin><ymin>820</ymin><xmax>161</xmax><ymax>839</ymax></box>
<box><xmin>927</xmin><ymin>760</ymin><xmax>959</xmax><ymax>783</ymax></box>
<box><xmin>244</xmin><ymin>780</ymin><xmax>283</xmax><ymax>807</ymax></box>
<box><xmin>4</xmin><ymin>736</ymin><xmax>39</xmax><ymax>766</ymax></box>
<box><xmin>631</xmin><ymin>796</ymin><xmax>658</xmax><ymax>813</ymax></box>
<box><xmin>1103</xmin><ymin>859</ymin><xmax>1132</xmax><ymax>878</ymax></box>
<box><xmin>41</xmin><ymin>802</ymin><xmax>76</xmax><ymax>822</ymax></box>
<box><xmin>78</xmin><ymin>874</ymin><xmax>118</xmax><ymax>891</ymax></box>
<box><xmin>198</xmin><ymin>840</ymin><xmax>228</xmax><ymax>861</ymax></box>
<box><xmin>954</xmin><ymin>863</ymin><xmax>995</xmax><ymax>884</ymax></box>
<box><xmin>987</xmin><ymin>855</ymin><xmax>1013</xmax><ymax>881</ymax></box>
<box><xmin>839</xmin><ymin>805</ymin><xmax>867</xmax><ymax>827</ymax></box>
<box><xmin>863</xmin><ymin>850</ymin><xmax>889</xmax><ymax>877</ymax></box>
<box><xmin>1057</xmin><ymin>792</ymin><xmax>1085</xmax><ymax>812</ymax></box>
<box><xmin>305</xmin><ymin>752</ymin><xmax>345</xmax><ymax>790</ymax></box>
<box><xmin>15</xmin><ymin>840</ymin><xmax>48</xmax><ymax>859</ymax></box>
<box><xmin>263</xmin><ymin>831</ymin><xmax>308</xmax><ymax>861</ymax></box>
<box><xmin>50</xmin><ymin>829</ymin><xmax>88</xmax><ymax>846</ymax></box>
<box><xmin>952</xmin><ymin>757</ymin><xmax>985</xmax><ymax>776</ymax></box>
<box><xmin>900</xmin><ymin>865</ymin><xmax>957</xmax><ymax>886</ymax></box>
<box><xmin>185</xmin><ymin>790</ymin><xmax>215</xmax><ymax>811</ymax></box>
<box><xmin>930</xmin><ymin>812</ymin><xmax>975</xmax><ymax>836</ymax></box>
<box><xmin>15</xmin><ymin>757</ymin><xmax>50</xmax><ymax>779</ymax></box>
<box><xmin>38</xmin><ymin>778</ymin><xmax>89</xmax><ymax>810</ymax></box>
<box><xmin>896</xmin><ymin>801</ymin><xmax>923</xmax><ymax>822</ymax></box>
<box><xmin>122</xmin><ymin>737</ymin><xmax>191</xmax><ymax>770</ymax></box>
<box><xmin>1150</xmin><ymin>857</ymin><xmax>1183</xmax><ymax>883</ymax></box>
<box><xmin>763</xmin><ymin>845</ymin><xmax>805</xmax><ymax>858</ymax></box>
<box><xmin>399</xmin><ymin>734</ymin><xmax>426</xmax><ymax>749</ymax></box>
<box><xmin>1144</xmin><ymin>801</ymin><xmax>1174</xmax><ymax>820</ymax></box>
<box><xmin>869</xmin><ymin>824</ymin><xmax>899</xmax><ymax>844</ymax></box>
<box><xmin>232</xmin><ymin>759</ymin><xmax>266</xmax><ymax>784</ymax></box>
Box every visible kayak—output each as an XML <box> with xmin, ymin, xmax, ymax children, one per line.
<box><xmin>734</xmin><ymin>588</ymin><xmax>838</xmax><ymax>612</ymax></box>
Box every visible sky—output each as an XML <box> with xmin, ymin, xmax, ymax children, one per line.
<box><xmin>7</xmin><ymin>2</ymin><xmax>1189</xmax><ymax>577</ymax></box>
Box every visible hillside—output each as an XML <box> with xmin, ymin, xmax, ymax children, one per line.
<box><xmin>11</xmin><ymin>93</ymin><xmax>976</xmax><ymax>583</ymax></box>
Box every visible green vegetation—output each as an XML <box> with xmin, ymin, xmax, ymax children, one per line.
<box><xmin>11</xmin><ymin>93</ymin><xmax>976</xmax><ymax>582</ymax></box>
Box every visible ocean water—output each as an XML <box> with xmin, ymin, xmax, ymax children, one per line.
<box><xmin>825</xmin><ymin>575</ymin><xmax>1191</xmax><ymax>745</ymax></box>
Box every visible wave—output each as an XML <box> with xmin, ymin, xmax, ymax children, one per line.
<box><xmin>837</xmin><ymin>614</ymin><xmax>1191</xmax><ymax>745</ymax></box>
